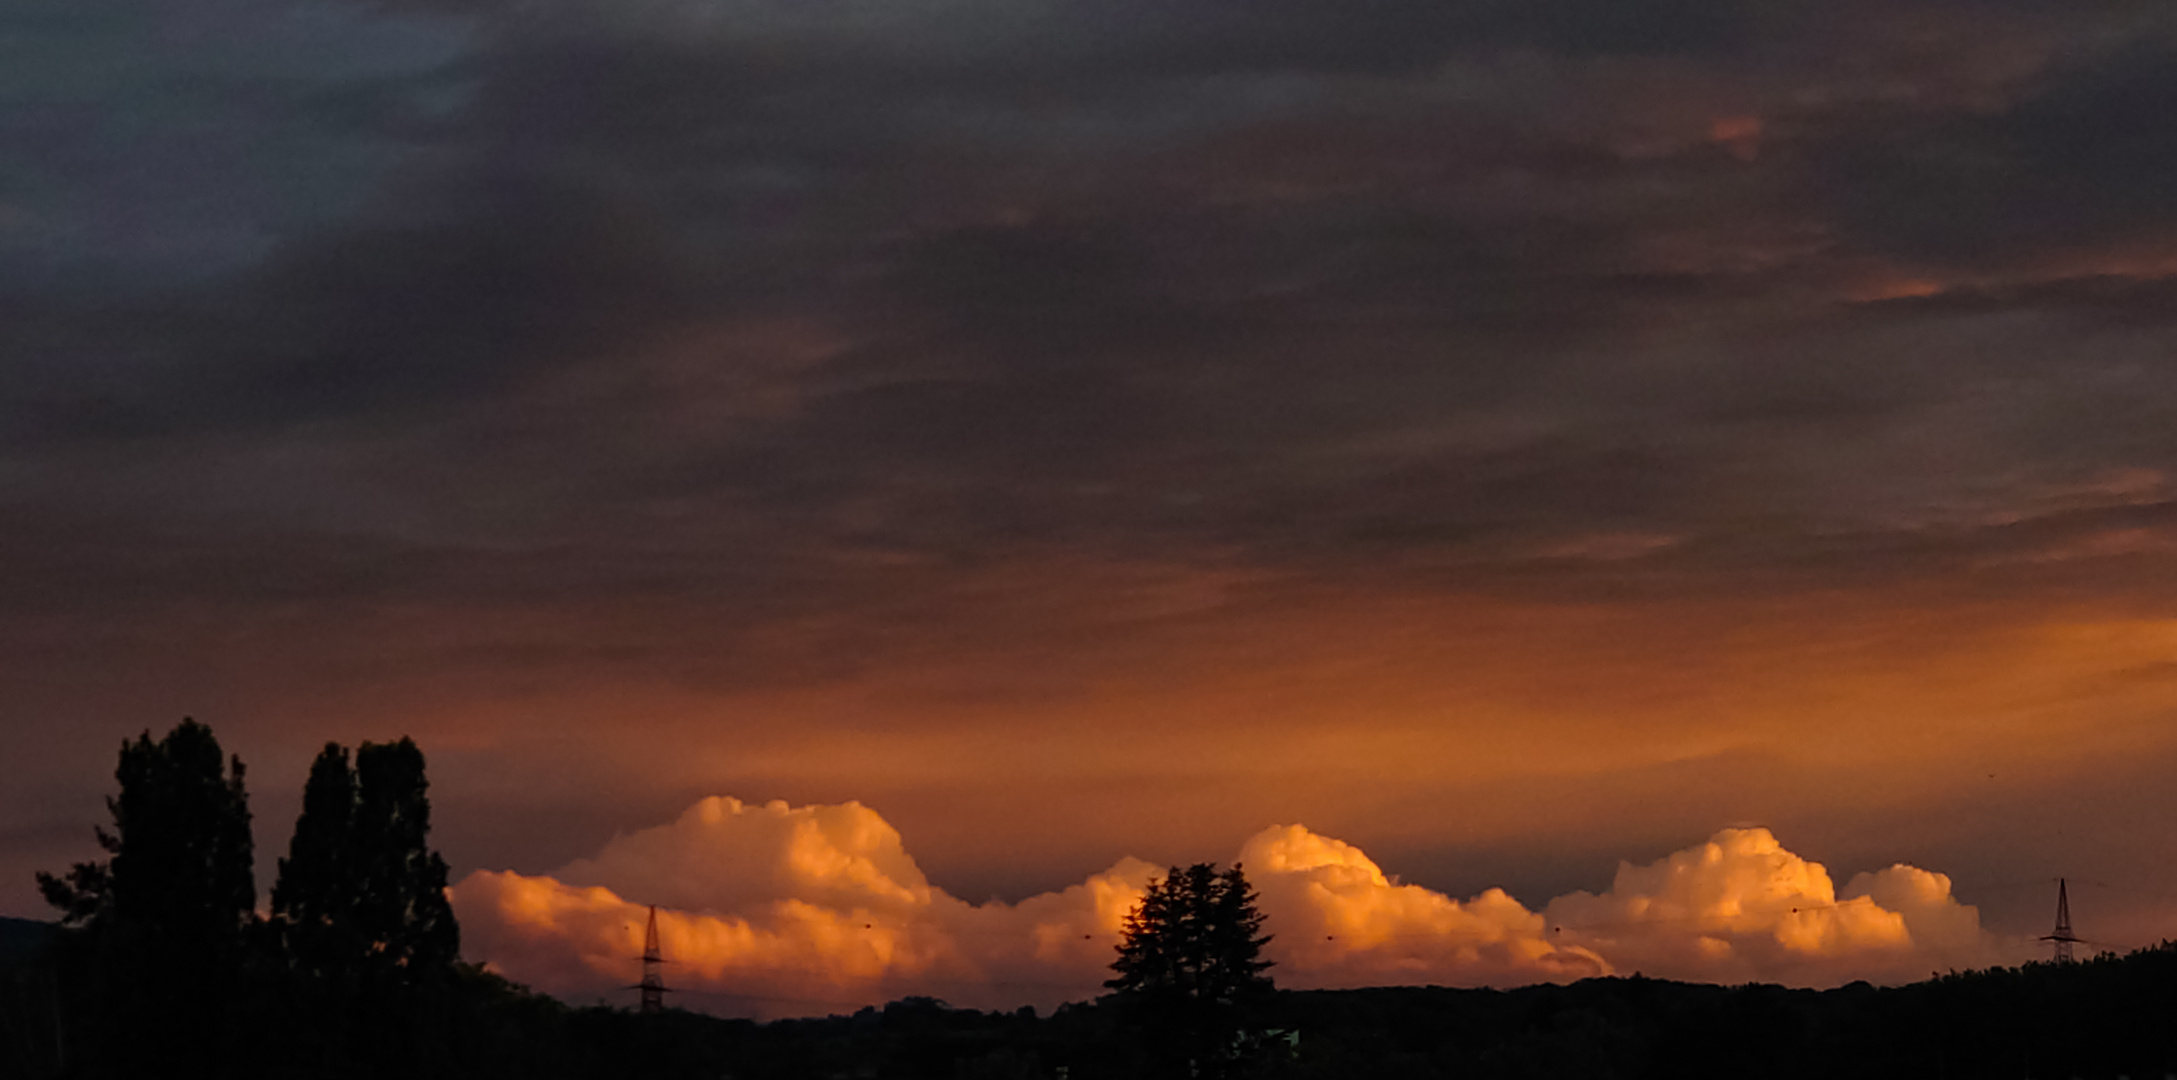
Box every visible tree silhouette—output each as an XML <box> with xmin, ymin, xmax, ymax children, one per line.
<box><xmin>36</xmin><ymin>718</ymin><xmax>255</xmax><ymax>945</ymax></box>
<box><xmin>1109</xmin><ymin>863</ymin><xmax>1273</xmax><ymax>1002</ymax></box>
<box><xmin>1107</xmin><ymin>862</ymin><xmax>1274</xmax><ymax>1077</ymax></box>
<box><xmin>34</xmin><ymin>718</ymin><xmax>257</xmax><ymax>1076</ymax></box>
<box><xmin>272</xmin><ymin>737</ymin><xmax>458</xmax><ymax>977</ymax></box>
<box><xmin>353</xmin><ymin>737</ymin><xmax>460</xmax><ymax>973</ymax></box>
<box><xmin>272</xmin><ymin>742</ymin><xmax>361</xmax><ymax>975</ymax></box>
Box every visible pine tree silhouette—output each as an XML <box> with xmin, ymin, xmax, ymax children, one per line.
<box><xmin>1108</xmin><ymin>862</ymin><xmax>1274</xmax><ymax>1078</ymax></box>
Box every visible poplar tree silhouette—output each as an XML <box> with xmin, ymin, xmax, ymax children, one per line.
<box><xmin>1107</xmin><ymin>862</ymin><xmax>1274</xmax><ymax>1077</ymax></box>
<box><xmin>272</xmin><ymin>742</ymin><xmax>361</xmax><ymax>975</ymax></box>
<box><xmin>352</xmin><ymin>737</ymin><xmax>459</xmax><ymax>973</ymax></box>
<box><xmin>271</xmin><ymin>737</ymin><xmax>458</xmax><ymax>977</ymax></box>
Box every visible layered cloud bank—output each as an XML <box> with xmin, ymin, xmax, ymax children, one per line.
<box><xmin>452</xmin><ymin>798</ymin><xmax>2017</xmax><ymax>1017</ymax></box>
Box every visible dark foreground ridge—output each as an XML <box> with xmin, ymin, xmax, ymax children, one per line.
<box><xmin>4</xmin><ymin>931</ymin><xmax>2176</xmax><ymax>1079</ymax></box>
<box><xmin>0</xmin><ymin>916</ymin><xmax>53</xmax><ymax>967</ymax></box>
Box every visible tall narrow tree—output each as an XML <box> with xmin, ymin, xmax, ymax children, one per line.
<box><xmin>272</xmin><ymin>737</ymin><xmax>459</xmax><ymax>977</ymax></box>
<box><xmin>352</xmin><ymin>737</ymin><xmax>459</xmax><ymax>973</ymax></box>
<box><xmin>272</xmin><ymin>742</ymin><xmax>360</xmax><ymax>975</ymax></box>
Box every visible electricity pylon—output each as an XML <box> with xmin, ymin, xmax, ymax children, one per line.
<box><xmin>632</xmin><ymin>904</ymin><xmax>672</xmax><ymax>1012</ymax></box>
<box><xmin>2039</xmin><ymin>878</ymin><xmax>2082</xmax><ymax>963</ymax></box>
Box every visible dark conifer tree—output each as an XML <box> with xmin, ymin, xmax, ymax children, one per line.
<box><xmin>1204</xmin><ymin>865</ymin><xmax>1274</xmax><ymax>999</ymax></box>
<box><xmin>1108</xmin><ymin>862</ymin><xmax>1273</xmax><ymax>1004</ymax></box>
<box><xmin>1107</xmin><ymin>862</ymin><xmax>1275</xmax><ymax>1077</ymax></box>
<box><xmin>1110</xmin><ymin>869</ymin><xmax>1181</xmax><ymax>996</ymax></box>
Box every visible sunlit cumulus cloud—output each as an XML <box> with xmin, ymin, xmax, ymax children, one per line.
<box><xmin>454</xmin><ymin>798</ymin><xmax>1159</xmax><ymax>1015</ymax></box>
<box><xmin>1543</xmin><ymin>828</ymin><xmax>2001</xmax><ymax>986</ymax></box>
<box><xmin>1237</xmin><ymin>825</ymin><xmax>1608</xmax><ymax>988</ymax></box>
<box><xmin>452</xmin><ymin>800</ymin><xmax>2009</xmax><ymax>1017</ymax></box>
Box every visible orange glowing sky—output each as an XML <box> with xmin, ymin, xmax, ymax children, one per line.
<box><xmin>8</xmin><ymin>0</ymin><xmax>2177</xmax><ymax>1017</ymax></box>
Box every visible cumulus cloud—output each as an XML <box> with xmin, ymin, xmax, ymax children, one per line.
<box><xmin>456</xmin><ymin>797</ymin><xmax>1162</xmax><ymax>1015</ymax></box>
<box><xmin>450</xmin><ymin>800</ymin><xmax>2011</xmax><ymax>1017</ymax></box>
<box><xmin>1238</xmin><ymin>824</ymin><xmax>1608</xmax><ymax>988</ymax></box>
<box><xmin>1543</xmin><ymin>828</ymin><xmax>2005</xmax><ymax>985</ymax></box>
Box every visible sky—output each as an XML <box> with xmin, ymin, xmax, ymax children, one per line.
<box><xmin>7</xmin><ymin>0</ymin><xmax>2177</xmax><ymax>1016</ymax></box>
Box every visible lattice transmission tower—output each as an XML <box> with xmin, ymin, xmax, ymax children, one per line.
<box><xmin>2040</xmin><ymin>877</ymin><xmax>2082</xmax><ymax>963</ymax></box>
<box><xmin>632</xmin><ymin>903</ymin><xmax>673</xmax><ymax>1013</ymax></box>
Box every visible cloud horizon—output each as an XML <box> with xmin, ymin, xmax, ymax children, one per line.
<box><xmin>452</xmin><ymin>796</ymin><xmax>2027</xmax><ymax>1018</ymax></box>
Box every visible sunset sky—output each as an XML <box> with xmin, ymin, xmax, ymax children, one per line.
<box><xmin>7</xmin><ymin>0</ymin><xmax>2177</xmax><ymax>1015</ymax></box>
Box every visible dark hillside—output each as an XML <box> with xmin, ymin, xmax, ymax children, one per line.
<box><xmin>4</xmin><ymin>935</ymin><xmax>2175</xmax><ymax>1078</ymax></box>
<box><xmin>0</xmin><ymin>917</ymin><xmax>51</xmax><ymax>967</ymax></box>
<box><xmin>1267</xmin><ymin>951</ymin><xmax>2177</xmax><ymax>1079</ymax></box>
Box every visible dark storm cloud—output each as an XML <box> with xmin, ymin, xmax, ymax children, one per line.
<box><xmin>5</xmin><ymin>178</ymin><xmax>692</xmax><ymax>443</ymax></box>
<box><xmin>1856</xmin><ymin>274</ymin><xmax>2177</xmax><ymax>326</ymax></box>
<box><xmin>1014</xmin><ymin>0</ymin><xmax>1761</xmax><ymax>76</ymax></box>
<box><xmin>0</xmin><ymin>0</ymin><xmax>466</xmax><ymax>290</ymax></box>
<box><xmin>375</xmin><ymin>0</ymin><xmax>1760</xmax><ymax>78</ymax></box>
<box><xmin>1813</xmin><ymin>40</ymin><xmax>2177</xmax><ymax>263</ymax></box>
<box><xmin>7</xmin><ymin>0</ymin><xmax>2177</xmax><ymax>611</ymax></box>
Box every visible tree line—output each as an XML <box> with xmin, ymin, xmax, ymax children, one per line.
<box><xmin>24</xmin><ymin>718</ymin><xmax>468</xmax><ymax>1078</ymax></box>
<box><xmin>5</xmin><ymin>716</ymin><xmax>1289</xmax><ymax>1079</ymax></box>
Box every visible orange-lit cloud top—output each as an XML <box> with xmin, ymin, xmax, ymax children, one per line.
<box><xmin>451</xmin><ymin>798</ymin><xmax>2020</xmax><ymax>1017</ymax></box>
<box><xmin>1541</xmin><ymin>829</ymin><xmax>1996</xmax><ymax>986</ymax></box>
